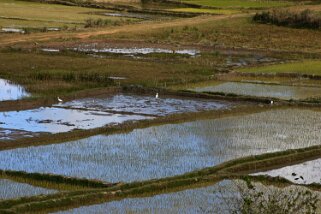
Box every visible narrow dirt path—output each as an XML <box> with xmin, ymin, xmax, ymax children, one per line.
<box><xmin>0</xmin><ymin>14</ymin><xmax>248</xmax><ymax>46</ymax></box>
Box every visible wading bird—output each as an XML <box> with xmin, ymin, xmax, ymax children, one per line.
<box><xmin>57</xmin><ymin>97</ymin><xmax>63</xmax><ymax>102</ymax></box>
<box><xmin>156</xmin><ymin>93</ymin><xmax>159</xmax><ymax>99</ymax></box>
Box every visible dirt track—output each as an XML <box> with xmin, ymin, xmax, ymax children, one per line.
<box><xmin>0</xmin><ymin>14</ymin><xmax>248</xmax><ymax>46</ymax></box>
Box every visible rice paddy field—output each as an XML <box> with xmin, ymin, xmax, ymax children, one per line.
<box><xmin>1</xmin><ymin>0</ymin><xmax>321</xmax><ymax>212</ymax></box>
<box><xmin>191</xmin><ymin>81</ymin><xmax>321</xmax><ymax>100</ymax></box>
<box><xmin>0</xmin><ymin>178</ymin><xmax>56</xmax><ymax>199</ymax></box>
<box><xmin>56</xmin><ymin>180</ymin><xmax>321</xmax><ymax>213</ymax></box>
<box><xmin>0</xmin><ymin>108</ymin><xmax>320</xmax><ymax>183</ymax></box>
<box><xmin>255</xmin><ymin>158</ymin><xmax>321</xmax><ymax>184</ymax></box>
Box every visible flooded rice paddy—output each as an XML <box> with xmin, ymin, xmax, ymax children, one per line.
<box><xmin>192</xmin><ymin>82</ymin><xmax>321</xmax><ymax>100</ymax></box>
<box><xmin>57</xmin><ymin>180</ymin><xmax>235</xmax><ymax>214</ymax></box>
<box><xmin>56</xmin><ymin>94</ymin><xmax>229</xmax><ymax>116</ymax></box>
<box><xmin>0</xmin><ymin>107</ymin><xmax>151</xmax><ymax>136</ymax></box>
<box><xmin>0</xmin><ymin>179</ymin><xmax>56</xmax><ymax>199</ymax></box>
<box><xmin>0</xmin><ymin>78</ymin><xmax>30</xmax><ymax>101</ymax></box>
<box><xmin>0</xmin><ymin>94</ymin><xmax>227</xmax><ymax>139</ymax></box>
<box><xmin>254</xmin><ymin>158</ymin><xmax>321</xmax><ymax>184</ymax></box>
<box><xmin>1</xmin><ymin>109</ymin><xmax>321</xmax><ymax>182</ymax></box>
<box><xmin>57</xmin><ymin>179</ymin><xmax>321</xmax><ymax>214</ymax></box>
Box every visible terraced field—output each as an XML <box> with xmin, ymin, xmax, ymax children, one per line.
<box><xmin>0</xmin><ymin>0</ymin><xmax>321</xmax><ymax>213</ymax></box>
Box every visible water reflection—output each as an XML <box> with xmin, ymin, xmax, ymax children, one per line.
<box><xmin>254</xmin><ymin>158</ymin><xmax>321</xmax><ymax>184</ymax></box>
<box><xmin>0</xmin><ymin>107</ymin><xmax>152</xmax><ymax>134</ymax></box>
<box><xmin>0</xmin><ymin>109</ymin><xmax>320</xmax><ymax>182</ymax></box>
<box><xmin>0</xmin><ymin>78</ymin><xmax>30</xmax><ymax>101</ymax></box>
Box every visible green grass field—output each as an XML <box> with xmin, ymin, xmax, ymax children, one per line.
<box><xmin>0</xmin><ymin>0</ymin><xmax>135</xmax><ymax>29</ymax></box>
<box><xmin>238</xmin><ymin>60</ymin><xmax>321</xmax><ymax>75</ymax></box>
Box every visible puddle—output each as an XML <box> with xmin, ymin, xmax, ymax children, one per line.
<box><xmin>1</xmin><ymin>27</ymin><xmax>25</xmax><ymax>34</ymax></box>
<box><xmin>0</xmin><ymin>107</ymin><xmax>152</xmax><ymax>136</ymax></box>
<box><xmin>192</xmin><ymin>82</ymin><xmax>321</xmax><ymax>100</ymax></box>
<box><xmin>0</xmin><ymin>78</ymin><xmax>30</xmax><ymax>101</ymax></box>
<box><xmin>103</xmin><ymin>12</ymin><xmax>149</xmax><ymax>19</ymax></box>
<box><xmin>72</xmin><ymin>47</ymin><xmax>200</xmax><ymax>56</ymax></box>
<box><xmin>1</xmin><ymin>109</ymin><xmax>321</xmax><ymax>182</ymax></box>
<box><xmin>226</xmin><ymin>56</ymin><xmax>278</xmax><ymax>67</ymax></box>
<box><xmin>0</xmin><ymin>179</ymin><xmax>56</xmax><ymax>199</ymax></box>
<box><xmin>41</xmin><ymin>48</ymin><xmax>60</xmax><ymax>53</ymax></box>
<box><xmin>254</xmin><ymin>158</ymin><xmax>321</xmax><ymax>184</ymax></box>
<box><xmin>108</xmin><ymin>76</ymin><xmax>127</xmax><ymax>80</ymax></box>
<box><xmin>56</xmin><ymin>94</ymin><xmax>228</xmax><ymax>116</ymax></box>
<box><xmin>56</xmin><ymin>180</ymin><xmax>321</xmax><ymax>214</ymax></box>
<box><xmin>47</xmin><ymin>28</ymin><xmax>60</xmax><ymax>31</ymax></box>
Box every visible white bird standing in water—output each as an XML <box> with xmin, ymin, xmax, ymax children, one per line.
<box><xmin>57</xmin><ymin>97</ymin><xmax>63</xmax><ymax>102</ymax></box>
<box><xmin>155</xmin><ymin>93</ymin><xmax>159</xmax><ymax>99</ymax></box>
<box><xmin>270</xmin><ymin>100</ymin><xmax>274</xmax><ymax>105</ymax></box>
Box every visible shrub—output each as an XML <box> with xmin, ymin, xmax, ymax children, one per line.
<box><xmin>253</xmin><ymin>9</ymin><xmax>321</xmax><ymax>30</ymax></box>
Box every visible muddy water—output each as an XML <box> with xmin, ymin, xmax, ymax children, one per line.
<box><xmin>0</xmin><ymin>107</ymin><xmax>152</xmax><ymax>135</ymax></box>
<box><xmin>254</xmin><ymin>158</ymin><xmax>321</xmax><ymax>184</ymax></box>
<box><xmin>0</xmin><ymin>179</ymin><xmax>56</xmax><ymax>199</ymax></box>
<box><xmin>1</xmin><ymin>109</ymin><xmax>321</xmax><ymax>182</ymax></box>
<box><xmin>192</xmin><ymin>82</ymin><xmax>321</xmax><ymax>100</ymax></box>
<box><xmin>0</xmin><ymin>78</ymin><xmax>30</xmax><ymax>101</ymax></box>
<box><xmin>72</xmin><ymin>47</ymin><xmax>200</xmax><ymax>56</ymax></box>
<box><xmin>56</xmin><ymin>94</ymin><xmax>229</xmax><ymax>116</ymax></box>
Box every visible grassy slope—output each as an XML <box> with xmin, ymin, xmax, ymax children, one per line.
<box><xmin>99</xmin><ymin>17</ymin><xmax>321</xmax><ymax>53</ymax></box>
<box><xmin>0</xmin><ymin>0</ymin><xmax>133</xmax><ymax>28</ymax></box>
<box><xmin>238</xmin><ymin>60</ymin><xmax>321</xmax><ymax>75</ymax></box>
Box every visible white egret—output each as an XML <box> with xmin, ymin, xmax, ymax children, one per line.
<box><xmin>155</xmin><ymin>93</ymin><xmax>159</xmax><ymax>99</ymax></box>
<box><xmin>57</xmin><ymin>97</ymin><xmax>63</xmax><ymax>102</ymax></box>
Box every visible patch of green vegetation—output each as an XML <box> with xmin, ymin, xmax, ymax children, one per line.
<box><xmin>181</xmin><ymin>0</ymin><xmax>293</xmax><ymax>9</ymax></box>
<box><xmin>253</xmin><ymin>9</ymin><xmax>321</xmax><ymax>30</ymax></box>
<box><xmin>238</xmin><ymin>60</ymin><xmax>321</xmax><ymax>75</ymax></box>
<box><xmin>0</xmin><ymin>0</ymin><xmax>137</xmax><ymax>29</ymax></box>
<box><xmin>0</xmin><ymin>50</ymin><xmax>224</xmax><ymax>97</ymax></box>
<box><xmin>96</xmin><ymin>16</ymin><xmax>321</xmax><ymax>53</ymax></box>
